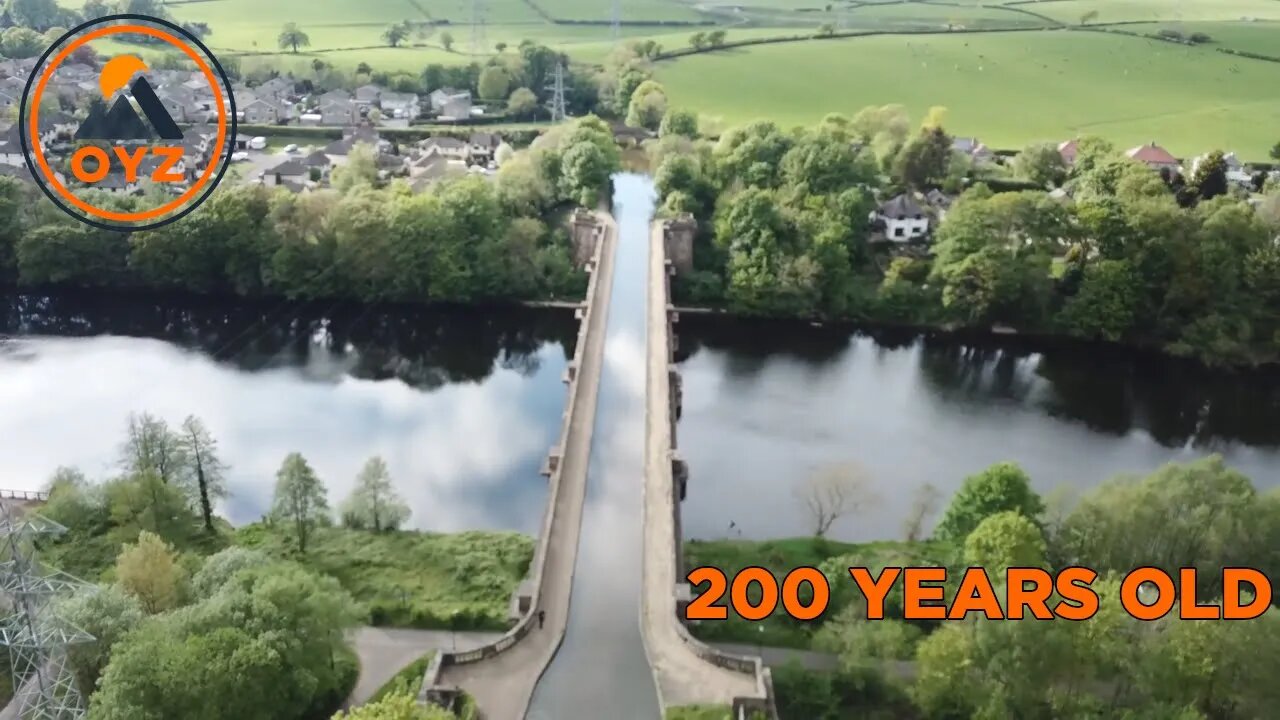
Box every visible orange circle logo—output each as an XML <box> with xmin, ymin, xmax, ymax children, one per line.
<box><xmin>20</xmin><ymin>15</ymin><xmax>237</xmax><ymax>232</ymax></box>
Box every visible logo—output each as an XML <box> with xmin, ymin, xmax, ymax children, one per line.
<box><xmin>20</xmin><ymin>15</ymin><xmax>237</xmax><ymax>232</ymax></box>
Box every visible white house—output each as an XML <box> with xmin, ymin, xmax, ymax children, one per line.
<box><xmin>872</xmin><ymin>194</ymin><xmax>931</xmax><ymax>241</ymax></box>
<box><xmin>379</xmin><ymin>91</ymin><xmax>419</xmax><ymax>119</ymax></box>
<box><xmin>419</xmin><ymin>136</ymin><xmax>468</xmax><ymax>161</ymax></box>
<box><xmin>1190</xmin><ymin>151</ymin><xmax>1252</xmax><ymax>185</ymax></box>
<box><xmin>263</xmin><ymin>158</ymin><xmax>307</xmax><ymax>187</ymax></box>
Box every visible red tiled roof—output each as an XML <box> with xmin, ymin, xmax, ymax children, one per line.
<box><xmin>1126</xmin><ymin>142</ymin><xmax>1178</xmax><ymax>165</ymax></box>
<box><xmin>1058</xmin><ymin>139</ymin><xmax>1077</xmax><ymax>162</ymax></box>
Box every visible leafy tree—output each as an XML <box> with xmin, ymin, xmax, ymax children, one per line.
<box><xmin>495</xmin><ymin>41</ymin><xmax>507</xmax><ymax>53</ymax></box>
<box><xmin>707</xmin><ymin>29</ymin><xmax>727</xmax><ymax>46</ymax></box>
<box><xmin>81</xmin><ymin>0</ymin><xmax>110</xmax><ymax>20</ymax></box>
<box><xmin>5</xmin><ymin>0</ymin><xmax>58</xmax><ymax>30</ymax></box>
<box><xmin>934</xmin><ymin>462</ymin><xmax>1044</xmax><ymax>542</ymax></box>
<box><xmin>1012</xmin><ymin>142</ymin><xmax>1068</xmax><ymax>187</ymax></box>
<box><xmin>818</xmin><ymin>22</ymin><xmax>835</xmax><ymax>37</ymax></box>
<box><xmin>478</xmin><ymin>65</ymin><xmax>510</xmax><ymax>100</ymax></box>
<box><xmin>118</xmin><ymin>412</ymin><xmax>187</xmax><ymax>486</ymax></box>
<box><xmin>1190</xmin><ymin>149</ymin><xmax>1228</xmax><ymax>201</ymax></box>
<box><xmin>340</xmin><ymin>456</ymin><xmax>411</xmax><ymax>531</ymax></box>
<box><xmin>332</xmin><ymin>692</ymin><xmax>458</xmax><ymax>719</ymax></box>
<box><xmin>270</xmin><ymin>453</ymin><xmax>330</xmax><ymax>553</ymax></box>
<box><xmin>55</xmin><ymin>586</ymin><xmax>145</xmax><ymax>696</ymax></box>
<box><xmin>277</xmin><ymin>23</ymin><xmax>310</xmax><ymax>53</ymax></box>
<box><xmin>16</xmin><ymin>225</ymin><xmax>130</xmax><ymax>286</ymax></box>
<box><xmin>893</xmin><ymin>126</ymin><xmax>952</xmax><ymax>189</ymax></box>
<box><xmin>105</xmin><ymin>471</ymin><xmax>194</xmax><ymax>543</ymax></box>
<box><xmin>626</xmin><ymin>79</ymin><xmax>668</xmax><ymax>131</ymax></box>
<box><xmin>440</xmin><ymin>31</ymin><xmax>455</xmax><ymax>52</ymax></box>
<box><xmin>1057</xmin><ymin>258</ymin><xmax>1140</xmax><ymax>341</ymax></box>
<box><xmin>1270</xmin><ymin>141</ymin><xmax>1280</xmax><ymax>161</ymax></box>
<box><xmin>1080</xmin><ymin>9</ymin><xmax>1098</xmax><ymax>24</ymax></box>
<box><xmin>659</xmin><ymin>108</ymin><xmax>698</xmax><ymax>138</ymax></box>
<box><xmin>688</xmin><ymin>31</ymin><xmax>707</xmax><ymax>50</ymax></box>
<box><xmin>781</xmin><ymin>129</ymin><xmax>877</xmax><ymax>195</ymax></box>
<box><xmin>178</xmin><ymin>416</ymin><xmax>227</xmax><ymax>533</ymax></box>
<box><xmin>331</xmin><ymin>142</ymin><xmax>379</xmax><ymax>192</ymax></box>
<box><xmin>189</xmin><ymin>547</ymin><xmax>271</xmax><ymax>599</ymax></box>
<box><xmin>382</xmin><ymin>22</ymin><xmax>409</xmax><ymax>48</ymax></box>
<box><xmin>963</xmin><ymin>510</ymin><xmax>1047</xmax><ymax>571</ymax></box>
<box><xmin>114</xmin><ymin>530</ymin><xmax>183</xmax><ymax>614</ymax></box>
<box><xmin>506</xmin><ymin>86</ymin><xmax>538</xmax><ymax>118</ymax></box>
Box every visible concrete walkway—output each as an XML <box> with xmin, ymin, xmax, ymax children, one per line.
<box><xmin>434</xmin><ymin>213</ymin><xmax>618</xmax><ymax>720</ymax></box>
<box><xmin>641</xmin><ymin>221</ymin><xmax>760</xmax><ymax>709</ymax></box>
<box><xmin>346</xmin><ymin>627</ymin><xmax>502</xmax><ymax>707</ymax></box>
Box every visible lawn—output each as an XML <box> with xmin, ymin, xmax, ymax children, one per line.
<box><xmin>656</xmin><ymin>29</ymin><xmax>1280</xmax><ymax>159</ymax></box>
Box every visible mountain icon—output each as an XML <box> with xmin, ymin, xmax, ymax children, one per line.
<box><xmin>73</xmin><ymin>76</ymin><xmax>183</xmax><ymax>141</ymax></box>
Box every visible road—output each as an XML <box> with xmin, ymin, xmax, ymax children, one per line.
<box><xmin>345</xmin><ymin>627</ymin><xmax>502</xmax><ymax>707</ymax></box>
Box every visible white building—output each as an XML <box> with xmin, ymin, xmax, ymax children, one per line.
<box><xmin>872</xmin><ymin>194</ymin><xmax>931</xmax><ymax>241</ymax></box>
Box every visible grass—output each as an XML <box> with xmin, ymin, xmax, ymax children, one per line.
<box><xmin>1122</xmin><ymin>19</ymin><xmax>1280</xmax><ymax>56</ymax></box>
<box><xmin>684</xmin><ymin>537</ymin><xmax>958</xmax><ymax>649</ymax></box>
<box><xmin>656</xmin><ymin>29</ymin><xmax>1280</xmax><ymax>159</ymax></box>
<box><xmin>1039</xmin><ymin>0</ymin><xmax>1280</xmax><ymax>25</ymax></box>
<box><xmin>368</xmin><ymin>651</ymin><xmax>435</xmax><ymax>703</ymax></box>
<box><xmin>666</xmin><ymin>706</ymin><xmax>733</xmax><ymax>720</ymax></box>
<box><xmin>236</xmin><ymin>524</ymin><xmax>534</xmax><ymax>631</ymax></box>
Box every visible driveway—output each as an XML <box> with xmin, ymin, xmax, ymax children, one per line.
<box><xmin>345</xmin><ymin>627</ymin><xmax>502</xmax><ymax>707</ymax></box>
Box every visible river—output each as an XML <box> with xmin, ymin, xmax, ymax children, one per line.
<box><xmin>0</xmin><ymin>291</ymin><xmax>577</xmax><ymax>532</ymax></box>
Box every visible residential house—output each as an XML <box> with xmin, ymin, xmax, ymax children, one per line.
<box><xmin>375</xmin><ymin>152</ymin><xmax>406</xmax><ymax>178</ymax></box>
<box><xmin>378</xmin><ymin>91</ymin><xmax>419</xmax><ymax>120</ymax></box>
<box><xmin>355</xmin><ymin>84</ymin><xmax>383</xmax><ymax>106</ymax></box>
<box><xmin>241</xmin><ymin>97</ymin><xmax>288</xmax><ymax>124</ymax></box>
<box><xmin>255</xmin><ymin>76</ymin><xmax>294</xmax><ymax>102</ymax></box>
<box><xmin>263</xmin><ymin>158</ymin><xmax>307</xmax><ymax>187</ymax></box>
<box><xmin>429</xmin><ymin>88</ymin><xmax>471</xmax><ymax>119</ymax></box>
<box><xmin>1190</xmin><ymin>150</ymin><xmax>1252</xmax><ymax>185</ymax></box>
<box><xmin>419</xmin><ymin>136</ymin><xmax>468</xmax><ymax>161</ymax></box>
<box><xmin>468</xmin><ymin>132</ymin><xmax>501</xmax><ymax>165</ymax></box>
<box><xmin>872</xmin><ymin>194</ymin><xmax>930</xmax><ymax>241</ymax></box>
<box><xmin>923</xmin><ymin>189</ymin><xmax>954</xmax><ymax>222</ymax></box>
<box><xmin>953</xmin><ymin>137</ymin><xmax>994</xmax><ymax>164</ymax></box>
<box><xmin>1058</xmin><ymin>139</ymin><xmax>1078</xmax><ymax>166</ymax></box>
<box><xmin>0</xmin><ymin>90</ymin><xmax>18</xmax><ymax>115</ymax></box>
<box><xmin>300</xmin><ymin>150</ymin><xmax>331</xmax><ymax>177</ymax></box>
<box><xmin>319</xmin><ymin>97</ymin><xmax>357</xmax><ymax>126</ymax></box>
<box><xmin>409</xmin><ymin>154</ymin><xmax>465</xmax><ymax>192</ymax></box>
<box><xmin>1126</xmin><ymin>142</ymin><xmax>1180</xmax><ymax>172</ymax></box>
<box><xmin>0</xmin><ymin>125</ymin><xmax>24</xmax><ymax>167</ymax></box>
<box><xmin>320</xmin><ymin>89</ymin><xmax>353</xmax><ymax>104</ymax></box>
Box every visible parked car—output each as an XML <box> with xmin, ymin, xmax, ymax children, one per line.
<box><xmin>231</xmin><ymin>151</ymin><xmax>249</xmax><ymax>162</ymax></box>
<box><xmin>282</xmin><ymin>144</ymin><xmax>299</xmax><ymax>154</ymax></box>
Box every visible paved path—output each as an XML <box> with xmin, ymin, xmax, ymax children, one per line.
<box><xmin>434</xmin><ymin>212</ymin><xmax>617</xmax><ymax>720</ymax></box>
<box><xmin>642</xmin><ymin>221</ymin><xmax>760</xmax><ymax>708</ymax></box>
<box><xmin>346</xmin><ymin>627</ymin><xmax>502</xmax><ymax>707</ymax></box>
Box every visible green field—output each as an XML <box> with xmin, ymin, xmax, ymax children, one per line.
<box><xmin>1037</xmin><ymin>0</ymin><xmax>1280</xmax><ymax>24</ymax></box>
<box><xmin>1122</xmin><ymin>19</ymin><xmax>1280</xmax><ymax>55</ymax></box>
<box><xmin>656</xmin><ymin>29</ymin><xmax>1280</xmax><ymax>159</ymax></box>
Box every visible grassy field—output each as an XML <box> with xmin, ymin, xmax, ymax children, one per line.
<box><xmin>656</xmin><ymin>29</ymin><xmax>1280</xmax><ymax>159</ymax></box>
<box><xmin>1038</xmin><ymin>0</ymin><xmax>1280</xmax><ymax>25</ymax></box>
<box><xmin>1122</xmin><ymin>19</ymin><xmax>1280</xmax><ymax>55</ymax></box>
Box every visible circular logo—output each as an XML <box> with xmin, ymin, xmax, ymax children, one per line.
<box><xmin>19</xmin><ymin>14</ymin><xmax>237</xmax><ymax>232</ymax></box>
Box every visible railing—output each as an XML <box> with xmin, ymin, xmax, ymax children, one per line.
<box><xmin>0</xmin><ymin>489</ymin><xmax>49</xmax><ymax>502</ymax></box>
<box><xmin>420</xmin><ymin>213</ymin><xmax>608</xmax><ymax>697</ymax></box>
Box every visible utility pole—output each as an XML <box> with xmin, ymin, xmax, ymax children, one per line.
<box><xmin>0</xmin><ymin>502</ymin><xmax>93</xmax><ymax>720</ymax></box>
<box><xmin>544</xmin><ymin>62</ymin><xmax>567</xmax><ymax>123</ymax></box>
<box><xmin>470</xmin><ymin>0</ymin><xmax>487</xmax><ymax>54</ymax></box>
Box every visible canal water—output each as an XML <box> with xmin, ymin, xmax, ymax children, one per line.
<box><xmin>527</xmin><ymin>174</ymin><xmax>661</xmax><ymax>717</ymax></box>
<box><xmin>0</xmin><ymin>292</ymin><xmax>576</xmax><ymax>532</ymax></box>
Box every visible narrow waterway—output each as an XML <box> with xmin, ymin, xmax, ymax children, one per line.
<box><xmin>527</xmin><ymin>175</ymin><xmax>660</xmax><ymax>718</ymax></box>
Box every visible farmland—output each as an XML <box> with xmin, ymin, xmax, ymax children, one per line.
<box><xmin>655</xmin><ymin>29</ymin><xmax>1280</xmax><ymax>159</ymax></box>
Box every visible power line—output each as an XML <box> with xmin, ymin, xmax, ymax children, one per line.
<box><xmin>544</xmin><ymin>62</ymin><xmax>567</xmax><ymax>122</ymax></box>
<box><xmin>470</xmin><ymin>0</ymin><xmax>487</xmax><ymax>54</ymax></box>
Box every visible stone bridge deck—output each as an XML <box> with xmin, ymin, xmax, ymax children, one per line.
<box><xmin>641</xmin><ymin>221</ymin><xmax>772</xmax><ymax>715</ymax></box>
<box><xmin>426</xmin><ymin>211</ymin><xmax>617</xmax><ymax>720</ymax></box>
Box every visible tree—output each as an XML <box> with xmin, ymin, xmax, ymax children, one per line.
<box><xmin>81</xmin><ymin>0</ymin><xmax>110</xmax><ymax>21</ymax></box>
<box><xmin>189</xmin><ymin>547</ymin><xmax>271</xmax><ymax>599</ymax></box>
<box><xmin>626</xmin><ymin>79</ymin><xmax>668</xmax><ymax>130</ymax></box>
<box><xmin>178</xmin><ymin>416</ymin><xmax>227</xmax><ymax>534</ymax></box>
<box><xmin>340</xmin><ymin>456</ymin><xmax>410</xmax><ymax>531</ymax></box>
<box><xmin>659</xmin><ymin>108</ymin><xmax>698</xmax><ymax>138</ymax></box>
<box><xmin>1057</xmin><ymin>258</ymin><xmax>1140</xmax><ymax>341</ymax></box>
<box><xmin>893</xmin><ymin>126</ymin><xmax>952</xmax><ymax>189</ymax></box>
<box><xmin>115</xmin><ymin>530</ymin><xmax>183</xmax><ymax>614</ymax></box>
<box><xmin>55</xmin><ymin>586</ymin><xmax>145</xmax><ymax>695</ymax></box>
<box><xmin>5</xmin><ymin>0</ymin><xmax>58</xmax><ymax>30</ymax></box>
<box><xmin>478</xmin><ymin>65</ymin><xmax>511</xmax><ymax>100</ymax></box>
<box><xmin>707</xmin><ymin>29</ymin><xmax>727</xmax><ymax>47</ymax></box>
<box><xmin>277</xmin><ymin>23</ymin><xmax>310</xmax><ymax>53</ymax></box>
<box><xmin>332</xmin><ymin>692</ymin><xmax>458</xmax><ymax>719</ymax></box>
<box><xmin>793</xmin><ymin>462</ymin><xmax>879</xmax><ymax>537</ymax></box>
<box><xmin>382</xmin><ymin>22</ymin><xmax>409</xmax><ymax>48</ymax></box>
<box><xmin>934</xmin><ymin>461</ymin><xmax>1044</xmax><ymax>542</ymax></box>
<box><xmin>689</xmin><ymin>31</ymin><xmax>707</xmax><ymax>50</ymax></box>
<box><xmin>1190</xmin><ymin>149</ymin><xmax>1228</xmax><ymax>201</ymax></box>
<box><xmin>118</xmin><ymin>412</ymin><xmax>187</xmax><ymax>486</ymax></box>
<box><xmin>902</xmin><ymin>482</ymin><xmax>942</xmax><ymax>542</ymax></box>
<box><xmin>818</xmin><ymin>22</ymin><xmax>835</xmax><ymax>37</ymax></box>
<box><xmin>270</xmin><ymin>453</ymin><xmax>329</xmax><ymax>553</ymax></box>
<box><xmin>507</xmin><ymin>86</ymin><xmax>538</xmax><ymax>118</ymax></box>
<box><xmin>1270</xmin><ymin>141</ymin><xmax>1280</xmax><ymax>161</ymax></box>
<box><xmin>495</xmin><ymin>41</ymin><xmax>507</xmax><ymax>53</ymax></box>
<box><xmin>331</xmin><ymin>142</ymin><xmax>379</xmax><ymax>192</ymax></box>
<box><xmin>963</xmin><ymin>510</ymin><xmax>1047</xmax><ymax>571</ymax></box>
<box><xmin>1080</xmin><ymin>9</ymin><xmax>1099</xmax><ymax>24</ymax></box>
<box><xmin>441</xmin><ymin>31</ymin><xmax>455</xmax><ymax>52</ymax></box>
<box><xmin>1012</xmin><ymin>142</ymin><xmax>1068</xmax><ymax>187</ymax></box>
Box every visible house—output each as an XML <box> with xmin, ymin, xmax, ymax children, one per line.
<box><xmin>375</xmin><ymin>152</ymin><xmax>406</xmax><ymax>178</ymax></box>
<box><xmin>0</xmin><ymin>90</ymin><xmax>18</xmax><ymax>114</ymax></box>
<box><xmin>254</xmin><ymin>76</ymin><xmax>294</xmax><ymax>102</ymax></box>
<box><xmin>300</xmin><ymin>150</ymin><xmax>331</xmax><ymax>178</ymax></box>
<box><xmin>468</xmin><ymin>132</ymin><xmax>501</xmax><ymax>165</ymax></box>
<box><xmin>953</xmin><ymin>137</ymin><xmax>994</xmax><ymax>164</ymax></box>
<box><xmin>95</xmin><ymin>172</ymin><xmax>139</xmax><ymax>194</ymax></box>
<box><xmin>429</xmin><ymin>88</ymin><xmax>471</xmax><ymax>119</ymax></box>
<box><xmin>922</xmin><ymin>189</ymin><xmax>954</xmax><ymax>222</ymax></box>
<box><xmin>1190</xmin><ymin>151</ymin><xmax>1252</xmax><ymax>185</ymax></box>
<box><xmin>319</xmin><ymin>98</ymin><xmax>357</xmax><ymax>126</ymax></box>
<box><xmin>0</xmin><ymin>125</ymin><xmax>24</xmax><ymax>167</ymax></box>
<box><xmin>320</xmin><ymin>89</ymin><xmax>353</xmax><ymax>104</ymax></box>
<box><xmin>263</xmin><ymin>158</ymin><xmax>307</xmax><ymax>187</ymax></box>
<box><xmin>1126</xmin><ymin>142</ymin><xmax>1180</xmax><ymax>172</ymax></box>
<box><xmin>419</xmin><ymin>136</ymin><xmax>468</xmax><ymax>161</ymax></box>
<box><xmin>378</xmin><ymin>91</ymin><xmax>419</xmax><ymax>119</ymax></box>
<box><xmin>871</xmin><ymin>194</ymin><xmax>930</xmax><ymax>241</ymax></box>
<box><xmin>241</xmin><ymin>97</ymin><xmax>288</xmax><ymax>124</ymax></box>
<box><xmin>355</xmin><ymin>84</ymin><xmax>383</xmax><ymax>106</ymax></box>
<box><xmin>409</xmin><ymin>154</ymin><xmax>465</xmax><ymax>192</ymax></box>
<box><xmin>1058</xmin><ymin>139</ymin><xmax>1079</xmax><ymax>166</ymax></box>
<box><xmin>322</xmin><ymin>133</ymin><xmax>384</xmax><ymax>165</ymax></box>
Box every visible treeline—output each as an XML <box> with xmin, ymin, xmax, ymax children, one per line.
<box><xmin>650</xmin><ymin>106</ymin><xmax>1280</xmax><ymax>366</ymax></box>
<box><xmin>694</xmin><ymin>456</ymin><xmax>1280</xmax><ymax>719</ymax></box>
<box><xmin>0</xmin><ymin>117</ymin><xmax>624</xmax><ymax>306</ymax></box>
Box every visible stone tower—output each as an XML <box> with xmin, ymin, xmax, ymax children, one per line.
<box><xmin>663</xmin><ymin>213</ymin><xmax>695</xmax><ymax>275</ymax></box>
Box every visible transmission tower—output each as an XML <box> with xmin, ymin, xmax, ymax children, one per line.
<box><xmin>0</xmin><ymin>503</ymin><xmax>93</xmax><ymax>720</ymax></box>
<box><xmin>470</xmin><ymin>0</ymin><xmax>487</xmax><ymax>54</ymax></box>
<box><xmin>545</xmin><ymin>62</ymin><xmax>567</xmax><ymax>122</ymax></box>
<box><xmin>611</xmin><ymin>0</ymin><xmax>621</xmax><ymax>40</ymax></box>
